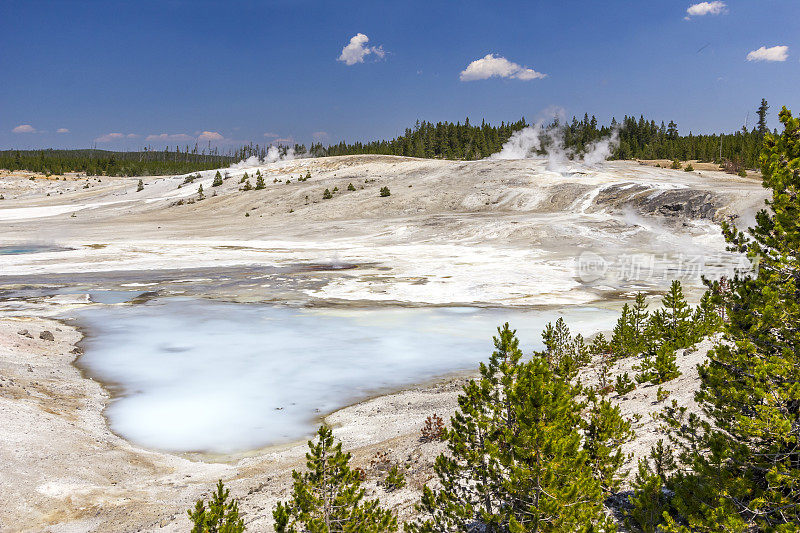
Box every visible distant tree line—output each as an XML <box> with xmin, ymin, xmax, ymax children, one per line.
<box><xmin>311</xmin><ymin>118</ymin><xmax>531</xmax><ymax>160</ymax></box>
<box><xmin>313</xmin><ymin>100</ymin><xmax>773</xmax><ymax>169</ymax></box>
<box><xmin>0</xmin><ymin>148</ymin><xmax>237</xmax><ymax>177</ymax></box>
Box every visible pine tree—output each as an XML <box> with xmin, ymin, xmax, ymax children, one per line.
<box><xmin>255</xmin><ymin>171</ymin><xmax>265</xmax><ymax>190</ymax></box>
<box><xmin>136</xmin><ymin>179</ymin><xmax>144</xmax><ymax>192</ymax></box>
<box><xmin>583</xmin><ymin>389</ymin><xmax>634</xmax><ymax>494</ymax></box>
<box><xmin>198</xmin><ymin>184</ymin><xmax>204</xmax><ymax>200</ymax></box>
<box><xmin>650</xmin><ymin>344</ymin><xmax>680</xmax><ymax>384</ymax></box>
<box><xmin>502</xmin><ymin>355</ymin><xmax>611</xmax><ymax>531</ymax></box>
<box><xmin>540</xmin><ymin>317</ymin><xmax>588</xmax><ymax>378</ymax></box>
<box><xmin>612</xmin><ymin>294</ymin><xmax>650</xmax><ymax>359</ymax></box>
<box><xmin>212</xmin><ymin>171</ymin><xmax>223</xmax><ymax>187</ymax></box>
<box><xmin>611</xmin><ymin>304</ymin><xmax>636</xmax><ymax>358</ymax></box>
<box><xmin>408</xmin><ymin>323</ymin><xmax>524</xmax><ymax>532</ymax></box>
<box><xmin>691</xmin><ymin>291</ymin><xmax>722</xmax><ymax>339</ymax></box>
<box><xmin>625</xmin><ymin>441</ymin><xmax>675</xmax><ymax>533</ymax></box>
<box><xmin>659</xmin><ymin>281</ymin><xmax>692</xmax><ymax>348</ymax></box>
<box><xmin>383</xmin><ymin>465</ymin><xmax>406</xmax><ymax>492</ymax></box>
<box><xmin>666</xmin><ymin>107</ymin><xmax>800</xmax><ymax>529</ymax></box>
<box><xmin>631</xmin><ymin>292</ymin><xmax>650</xmax><ymax>340</ymax></box>
<box><xmin>188</xmin><ymin>480</ymin><xmax>245</xmax><ymax>533</ymax></box>
<box><xmin>408</xmin><ymin>324</ymin><xmax>611</xmax><ymax>532</ymax></box>
<box><xmin>274</xmin><ymin>426</ymin><xmax>397</xmax><ymax>532</ymax></box>
<box><xmin>757</xmin><ymin>98</ymin><xmax>769</xmax><ymax>136</ymax></box>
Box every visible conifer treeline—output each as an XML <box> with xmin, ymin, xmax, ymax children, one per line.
<box><xmin>0</xmin><ymin>148</ymin><xmax>237</xmax><ymax>177</ymax></box>
<box><xmin>311</xmin><ymin>118</ymin><xmax>530</xmax><ymax>160</ymax></box>
<box><xmin>313</xmin><ymin>113</ymin><xmax>767</xmax><ymax>168</ymax></box>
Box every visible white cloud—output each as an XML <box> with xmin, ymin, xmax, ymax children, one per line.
<box><xmin>685</xmin><ymin>1</ymin><xmax>727</xmax><ymax>18</ymax></box>
<box><xmin>459</xmin><ymin>54</ymin><xmax>546</xmax><ymax>82</ymax></box>
<box><xmin>12</xmin><ymin>124</ymin><xmax>36</xmax><ymax>133</ymax></box>
<box><xmin>95</xmin><ymin>132</ymin><xmax>125</xmax><ymax>142</ymax></box>
<box><xmin>127</xmin><ymin>133</ymin><xmax>139</xmax><ymax>138</ymax></box>
<box><xmin>198</xmin><ymin>131</ymin><xmax>224</xmax><ymax>141</ymax></box>
<box><xmin>263</xmin><ymin>132</ymin><xmax>279</xmax><ymax>138</ymax></box>
<box><xmin>145</xmin><ymin>133</ymin><xmax>193</xmax><ymax>142</ymax></box>
<box><xmin>338</xmin><ymin>33</ymin><xmax>385</xmax><ymax>66</ymax></box>
<box><xmin>56</xmin><ymin>128</ymin><xmax>70</xmax><ymax>134</ymax></box>
<box><xmin>746</xmin><ymin>45</ymin><xmax>789</xmax><ymax>62</ymax></box>
<box><xmin>143</xmin><ymin>131</ymin><xmax>225</xmax><ymax>143</ymax></box>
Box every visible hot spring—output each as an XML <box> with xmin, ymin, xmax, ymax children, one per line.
<box><xmin>71</xmin><ymin>298</ymin><xmax>617</xmax><ymax>454</ymax></box>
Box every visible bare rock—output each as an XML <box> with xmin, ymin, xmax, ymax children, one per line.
<box><xmin>39</xmin><ymin>330</ymin><xmax>55</xmax><ymax>341</ymax></box>
<box><xmin>17</xmin><ymin>329</ymin><xmax>33</xmax><ymax>338</ymax></box>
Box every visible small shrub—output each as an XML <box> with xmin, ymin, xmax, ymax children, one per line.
<box><xmin>370</xmin><ymin>450</ymin><xmax>391</xmax><ymax>472</ymax></box>
<box><xmin>420</xmin><ymin>413</ymin><xmax>445</xmax><ymax>442</ymax></box>
<box><xmin>738</xmin><ymin>168</ymin><xmax>748</xmax><ymax>177</ymax></box>
<box><xmin>197</xmin><ymin>184</ymin><xmax>204</xmax><ymax>200</ymax></box>
<box><xmin>245</xmin><ymin>212</ymin><xmax>249</xmax><ymax>217</ymax></box>
<box><xmin>353</xmin><ymin>466</ymin><xmax>366</xmax><ymax>482</ymax></box>
<box><xmin>684</xmin><ymin>163</ymin><xmax>694</xmax><ymax>172</ymax></box>
<box><xmin>634</xmin><ymin>355</ymin><xmax>655</xmax><ymax>384</ymax></box>
<box><xmin>241</xmin><ymin>180</ymin><xmax>252</xmax><ymax>191</ymax></box>
<box><xmin>615</xmin><ymin>372</ymin><xmax>636</xmax><ymax>395</ymax></box>
<box><xmin>322</xmin><ymin>188</ymin><xmax>333</xmax><ymax>199</ymax></box>
<box><xmin>136</xmin><ymin>179</ymin><xmax>144</xmax><ymax>192</ymax></box>
<box><xmin>255</xmin><ymin>171</ymin><xmax>266</xmax><ymax>190</ymax></box>
<box><xmin>347</xmin><ymin>182</ymin><xmax>356</xmax><ymax>191</ymax></box>
<box><xmin>656</xmin><ymin>386</ymin><xmax>670</xmax><ymax>402</ymax></box>
<box><xmin>651</xmin><ymin>345</ymin><xmax>680</xmax><ymax>384</ymax></box>
<box><xmin>625</xmin><ymin>458</ymin><xmax>670</xmax><ymax>533</ymax></box>
<box><xmin>379</xmin><ymin>186</ymin><xmax>391</xmax><ymax>197</ymax></box>
<box><xmin>670</xmin><ymin>160</ymin><xmax>681</xmax><ymax>170</ymax></box>
<box><xmin>187</xmin><ymin>480</ymin><xmax>245</xmax><ymax>533</ymax></box>
<box><xmin>383</xmin><ymin>465</ymin><xmax>406</xmax><ymax>492</ymax></box>
<box><xmin>212</xmin><ymin>171</ymin><xmax>223</xmax><ymax>187</ymax></box>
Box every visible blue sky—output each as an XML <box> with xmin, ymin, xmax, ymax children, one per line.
<box><xmin>1</xmin><ymin>0</ymin><xmax>798</xmax><ymax>151</ymax></box>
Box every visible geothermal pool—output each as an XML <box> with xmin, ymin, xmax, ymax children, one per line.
<box><xmin>73</xmin><ymin>298</ymin><xmax>617</xmax><ymax>453</ymax></box>
<box><xmin>0</xmin><ymin>244</ymin><xmax>71</xmax><ymax>255</ymax></box>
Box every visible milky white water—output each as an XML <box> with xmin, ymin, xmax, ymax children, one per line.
<box><xmin>73</xmin><ymin>299</ymin><xmax>617</xmax><ymax>453</ymax></box>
